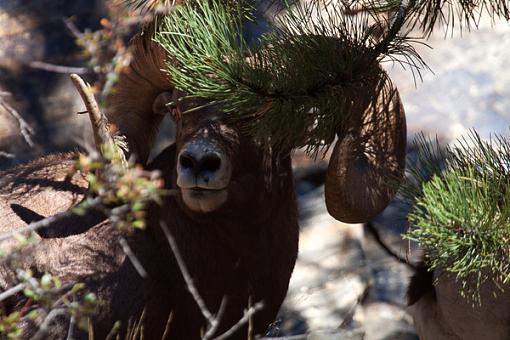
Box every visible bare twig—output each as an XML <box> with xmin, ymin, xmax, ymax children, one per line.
<box><xmin>160</xmin><ymin>220</ymin><xmax>262</xmax><ymax>340</ymax></box>
<box><xmin>202</xmin><ymin>298</ymin><xmax>228</xmax><ymax>340</ymax></box>
<box><xmin>159</xmin><ymin>221</ymin><xmax>215</xmax><ymax>325</ymax></box>
<box><xmin>0</xmin><ymin>197</ymin><xmax>102</xmax><ymax>243</ymax></box>
<box><xmin>31</xmin><ymin>308</ymin><xmax>67</xmax><ymax>340</ymax></box>
<box><xmin>66</xmin><ymin>315</ymin><xmax>76</xmax><ymax>340</ymax></box>
<box><xmin>30</xmin><ymin>61</ymin><xmax>90</xmax><ymax>75</ymax></box>
<box><xmin>247</xmin><ymin>296</ymin><xmax>254</xmax><ymax>340</ymax></box>
<box><xmin>0</xmin><ymin>98</ymin><xmax>35</xmax><ymax>147</ymax></box>
<box><xmin>211</xmin><ymin>301</ymin><xmax>264</xmax><ymax>340</ymax></box>
<box><xmin>365</xmin><ymin>221</ymin><xmax>417</xmax><ymax>270</ymax></box>
<box><xmin>105</xmin><ymin>321</ymin><xmax>122</xmax><ymax>340</ymax></box>
<box><xmin>70</xmin><ymin>74</ymin><xmax>115</xmax><ymax>155</ymax></box>
<box><xmin>0</xmin><ymin>283</ymin><xmax>25</xmax><ymax>302</ymax></box>
<box><xmin>161</xmin><ymin>312</ymin><xmax>174</xmax><ymax>340</ymax></box>
<box><xmin>63</xmin><ymin>18</ymin><xmax>84</xmax><ymax>40</ymax></box>
<box><xmin>0</xmin><ymin>151</ymin><xmax>15</xmax><ymax>159</ymax></box>
<box><xmin>118</xmin><ymin>236</ymin><xmax>148</xmax><ymax>278</ymax></box>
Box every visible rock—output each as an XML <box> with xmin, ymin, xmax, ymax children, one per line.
<box><xmin>278</xmin><ymin>156</ymin><xmax>418</xmax><ymax>338</ymax></box>
<box><xmin>0</xmin><ymin>1</ymin><xmax>102</xmax><ymax>168</ymax></box>
<box><xmin>355</xmin><ymin>303</ymin><xmax>416</xmax><ymax>340</ymax></box>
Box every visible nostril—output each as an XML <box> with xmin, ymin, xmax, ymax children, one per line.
<box><xmin>179</xmin><ymin>154</ymin><xmax>196</xmax><ymax>170</ymax></box>
<box><xmin>199</xmin><ymin>154</ymin><xmax>221</xmax><ymax>173</ymax></box>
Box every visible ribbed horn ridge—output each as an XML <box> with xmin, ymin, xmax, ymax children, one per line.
<box><xmin>324</xmin><ymin>73</ymin><xmax>406</xmax><ymax>224</ymax></box>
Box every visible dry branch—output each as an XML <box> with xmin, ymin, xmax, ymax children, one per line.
<box><xmin>212</xmin><ymin>301</ymin><xmax>264</xmax><ymax>340</ymax></box>
<box><xmin>0</xmin><ymin>151</ymin><xmax>15</xmax><ymax>159</ymax></box>
<box><xmin>70</xmin><ymin>74</ymin><xmax>113</xmax><ymax>153</ymax></box>
<box><xmin>160</xmin><ymin>221</ymin><xmax>216</xmax><ymax>325</ymax></box>
<box><xmin>0</xmin><ymin>283</ymin><xmax>25</xmax><ymax>302</ymax></box>
<box><xmin>30</xmin><ymin>61</ymin><xmax>90</xmax><ymax>75</ymax></box>
<box><xmin>70</xmin><ymin>74</ymin><xmax>127</xmax><ymax>166</ymax></box>
<box><xmin>0</xmin><ymin>96</ymin><xmax>35</xmax><ymax>148</ymax></box>
<box><xmin>31</xmin><ymin>308</ymin><xmax>67</xmax><ymax>340</ymax></box>
<box><xmin>119</xmin><ymin>236</ymin><xmax>148</xmax><ymax>278</ymax></box>
<box><xmin>160</xmin><ymin>220</ymin><xmax>264</xmax><ymax>340</ymax></box>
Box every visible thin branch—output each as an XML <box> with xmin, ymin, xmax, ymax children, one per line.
<box><xmin>159</xmin><ymin>221</ymin><xmax>215</xmax><ymax>325</ymax></box>
<box><xmin>0</xmin><ymin>197</ymin><xmax>102</xmax><ymax>243</ymax></box>
<box><xmin>373</xmin><ymin>0</ymin><xmax>415</xmax><ymax>58</ymax></box>
<box><xmin>29</xmin><ymin>61</ymin><xmax>90</xmax><ymax>75</ymax></box>
<box><xmin>202</xmin><ymin>297</ymin><xmax>228</xmax><ymax>340</ymax></box>
<box><xmin>211</xmin><ymin>301</ymin><xmax>264</xmax><ymax>340</ymax></box>
<box><xmin>0</xmin><ymin>151</ymin><xmax>15</xmax><ymax>159</ymax></box>
<box><xmin>105</xmin><ymin>321</ymin><xmax>122</xmax><ymax>340</ymax></box>
<box><xmin>63</xmin><ymin>18</ymin><xmax>83</xmax><ymax>40</ymax></box>
<box><xmin>161</xmin><ymin>220</ymin><xmax>261</xmax><ymax>339</ymax></box>
<box><xmin>0</xmin><ymin>98</ymin><xmax>35</xmax><ymax>147</ymax></box>
<box><xmin>31</xmin><ymin>308</ymin><xmax>67</xmax><ymax>340</ymax></box>
<box><xmin>66</xmin><ymin>315</ymin><xmax>76</xmax><ymax>340</ymax></box>
<box><xmin>365</xmin><ymin>221</ymin><xmax>417</xmax><ymax>270</ymax></box>
<box><xmin>118</xmin><ymin>236</ymin><xmax>148</xmax><ymax>279</ymax></box>
<box><xmin>0</xmin><ymin>283</ymin><xmax>25</xmax><ymax>302</ymax></box>
<box><xmin>70</xmin><ymin>74</ymin><xmax>115</xmax><ymax>156</ymax></box>
<box><xmin>161</xmin><ymin>312</ymin><xmax>174</xmax><ymax>340</ymax></box>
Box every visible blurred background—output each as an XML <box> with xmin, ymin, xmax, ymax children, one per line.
<box><xmin>1</xmin><ymin>1</ymin><xmax>509</xmax><ymax>339</ymax></box>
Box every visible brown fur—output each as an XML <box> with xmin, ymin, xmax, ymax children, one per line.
<box><xmin>408</xmin><ymin>258</ymin><xmax>510</xmax><ymax>340</ymax></box>
<box><xmin>0</xmin><ymin>33</ymin><xmax>299</xmax><ymax>339</ymax></box>
<box><xmin>407</xmin><ymin>260</ymin><xmax>434</xmax><ymax>306</ymax></box>
<box><xmin>107</xmin><ymin>35</ymin><xmax>171</xmax><ymax>164</ymax></box>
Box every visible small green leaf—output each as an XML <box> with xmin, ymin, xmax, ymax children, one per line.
<box><xmin>71</xmin><ymin>283</ymin><xmax>85</xmax><ymax>294</ymax></box>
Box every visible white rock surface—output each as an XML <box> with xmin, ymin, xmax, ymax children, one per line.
<box><xmin>387</xmin><ymin>18</ymin><xmax>510</xmax><ymax>141</ymax></box>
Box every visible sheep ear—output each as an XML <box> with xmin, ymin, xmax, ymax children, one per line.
<box><xmin>152</xmin><ymin>91</ymin><xmax>174</xmax><ymax>117</ymax></box>
<box><xmin>324</xmin><ymin>75</ymin><xmax>406</xmax><ymax>223</ymax></box>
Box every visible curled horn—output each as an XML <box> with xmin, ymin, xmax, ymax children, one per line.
<box><xmin>324</xmin><ymin>72</ymin><xmax>406</xmax><ymax>223</ymax></box>
<box><xmin>106</xmin><ymin>34</ymin><xmax>175</xmax><ymax>164</ymax></box>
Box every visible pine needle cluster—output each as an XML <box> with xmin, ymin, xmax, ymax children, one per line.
<box><xmin>152</xmin><ymin>0</ymin><xmax>421</xmax><ymax>154</ymax></box>
<box><xmin>121</xmin><ymin>0</ymin><xmax>178</xmax><ymax>14</ymax></box>
<box><xmin>405</xmin><ymin>131</ymin><xmax>510</xmax><ymax>303</ymax></box>
<box><xmin>359</xmin><ymin>0</ymin><xmax>510</xmax><ymax>35</ymax></box>
<box><xmin>408</xmin><ymin>0</ymin><xmax>510</xmax><ymax>35</ymax></box>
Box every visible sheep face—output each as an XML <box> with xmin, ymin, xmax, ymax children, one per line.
<box><xmin>163</xmin><ymin>95</ymin><xmax>271</xmax><ymax>215</ymax></box>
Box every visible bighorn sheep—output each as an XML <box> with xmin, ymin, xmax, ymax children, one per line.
<box><xmin>1</xmin><ymin>34</ymin><xmax>302</xmax><ymax>338</ymax></box>
<box><xmin>0</xmin><ymin>12</ymin><xmax>406</xmax><ymax>340</ymax></box>
<box><xmin>408</xmin><ymin>262</ymin><xmax>510</xmax><ymax>339</ymax></box>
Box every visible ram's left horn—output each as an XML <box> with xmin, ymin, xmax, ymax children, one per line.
<box><xmin>324</xmin><ymin>73</ymin><xmax>406</xmax><ymax>223</ymax></box>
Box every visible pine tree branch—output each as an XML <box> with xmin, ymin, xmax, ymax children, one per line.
<box><xmin>154</xmin><ymin>0</ymin><xmax>421</xmax><ymax>154</ymax></box>
<box><xmin>403</xmin><ymin>131</ymin><xmax>510</xmax><ymax>304</ymax></box>
<box><xmin>373</xmin><ymin>0</ymin><xmax>415</xmax><ymax>57</ymax></box>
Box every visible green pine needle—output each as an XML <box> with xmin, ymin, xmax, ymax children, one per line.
<box><xmin>404</xmin><ymin>131</ymin><xmax>510</xmax><ymax>304</ymax></box>
<box><xmin>409</xmin><ymin>0</ymin><xmax>510</xmax><ymax>36</ymax></box>
<box><xmin>122</xmin><ymin>0</ymin><xmax>178</xmax><ymax>13</ymax></box>
<box><xmin>153</xmin><ymin>0</ymin><xmax>423</xmax><ymax>155</ymax></box>
<box><xmin>353</xmin><ymin>0</ymin><xmax>510</xmax><ymax>36</ymax></box>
